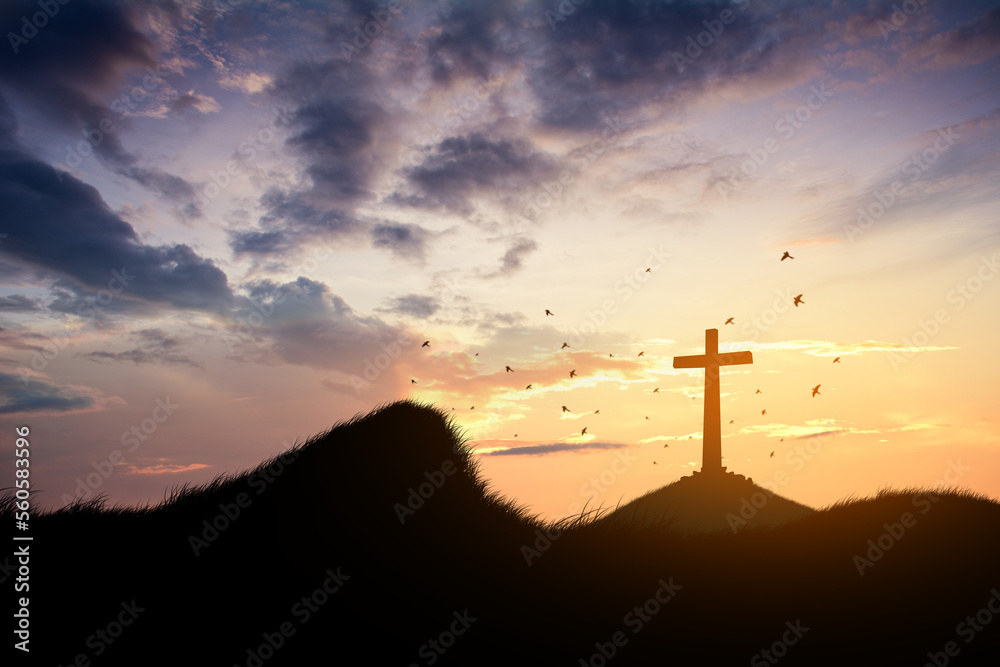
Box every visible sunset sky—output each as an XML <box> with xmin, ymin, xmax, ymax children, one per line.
<box><xmin>1</xmin><ymin>0</ymin><xmax>998</xmax><ymax>520</ymax></box>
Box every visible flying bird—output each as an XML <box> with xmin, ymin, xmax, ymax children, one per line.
<box><xmin>812</xmin><ymin>384</ymin><xmax>821</xmax><ymax>397</ymax></box>
<box><xmin>645</xmin><ymin>416</ymin><xmax>650</xmax><ymax>420</ymax></box>
<box><xmin>729</xmin><ymin>420</ymin><xmax>734</xmax><ymax>424</ymax></box>
<box><xmin>725</xmin><ymin>317</ymin><xmax>734</xmax><ymax>325</ymax></box>
<box><xmin>653</xmin><ymin>461</ymin><xmax>657</xmax><ymax>465</ymax></box>
<box><xmin>770</xmin><ymin>451</ymin><xmax>775</xmax><ymax>457</ymax></box>
<box><xmin>562</xmin><ymin>406</ymin><xmax>570</xmax><ymax>413</ymax></box>
<box><xmin>833</xmin><ymin>357</ymin><xmax>841</xmax><ymax>363</ymax></box>
<box><xmin>638</xmin><ymin>351</ymin><xmax>645</xmax><ymax>357</ymax></box>
<box><xmin>761</xmin><ymin>409</ymin><xmax>767</xmax><ymax>415</ymax></box>
<box><xmin>470</xmin><ymin>406</ymin><xmax>475</xmax><ymax>410</ymax></box>
<box><xmin>561</xmin><ymin>342</ymin><xmax>570</xmax><ymax>349</ymax></box>
<box><xmin>581</xmin><ymin>427</ymin><xmax>588</xmax><ymax>435</ymax></box>
<box><xmin>793</xmin><ymin>294</ymin><xmax>804</xmax><ymax>307</ymax></box>
<box><xmin>645</xmin><ymin>268</ymin><xmax>651</xmax><ymax>273</ymax></box>
<box><xmin>653</xmin><ymin>388</ymin><xmax>660</xmax><ymax>393</ymax></box>
<box><xmin>609</xmin><ymin>353</ymin><xmax>614</xmax><ymax>357</ymax></box>
<box><xmin>525</xmin><ymin>384</ymin><xmax>533</xmax><ymax>390</ymax></box>
<box><xmin>569</xmin><ymin>370</ymin><xmax>577</xmax><ymax>378</ymax></box>
<box><xmin>545</xmin><ymin>309</ymin><xmax>554</xmax><ymax>316</ymax></box>
<box><xmin>422</xmin><ymin>341</ymin><xmax>430</xmax><ymax>348</ymax></box>
<box><xmin>411</xmin><ymin>379</ymin><xmax>417</xmax><ymax>384</ymax></box>
<box><xmin>781</xmin><ymin>251</ymin><xmax>794</xmax><ymax>261</ymax></box>
<box><xmin>505</xmin><ymin>366</ymin><xmax>514</xmax><ymax>373</ymax></box>
<box><xmin>755</xmin><ymin>389</ymin><xmax>761</xmax><ymax>394</ymax></box>
<box><xmin>594</xmin><ymin>410</ymin><xmax>600</xmax><ymax>414</ymax></box>
<box><xmin>663</xmin><ymin>443</ymin><xmax>669</xmax><ymax>448</ymax></box>
<box><xmin>514</xmin><ymin>434</ymin><xmax>518</xmax><ymax>438</ymax></box>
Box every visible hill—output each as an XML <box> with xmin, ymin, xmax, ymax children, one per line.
<box><xmin>5</xmin><ymin>400</ymin><xmax>1000</xmax><ymax>666</ymax></box>
<box><xmin>603</xmin><ymin>469</ymin><xmax>816</xmax><ymax>533</ymax></box>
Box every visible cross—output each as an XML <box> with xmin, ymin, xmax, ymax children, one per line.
<box><xmin>673</xmin><ymin>329</ymin><xmax>753</xmax><ymax>474</ymax></box>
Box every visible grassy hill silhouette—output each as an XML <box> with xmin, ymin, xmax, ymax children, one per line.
<box><xmin>5</xmin><ymin>400</ymin><xmax>1000</xmax><ymax>665</ymax></box>
<box><xmin>602</xmin><ymin>470</ymin><xmax>817</xmax><ymax>534</ymax></box>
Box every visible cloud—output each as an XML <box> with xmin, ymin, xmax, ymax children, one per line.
<box><xmin>169</xmin><ymin>90</ymin><xmax>221</xmax><ymax>115</ymax></box>
<box><xmin>481</xmin><ymin>236</ymin><xmax>537</xmax><ymax>278</ymax></box>
<box><xmin>396</xmin><ymin>133</ymin><xmax>561</xmax><ymax>215</ymax></box>
<box><xmin>78</xmin><ymin>328</ymin><xmax>203</xmax><ymax>368</ymax></box>
<box><xmin>902</xmin><ymin>7</ymin><xmax>1000</xmax><ymax>71</ymax></box>
<box><xmin>0</xmin><ymin>363</ymin><xmax>124</xmax><ymax>416</ymax></box>
<box><xmin>123</xmin><ymin>462</ymin><xmax>211</xmax><ymax>475</ymax></box>
<box><xmin>0</xmin><ymin>1</ymin><xmax>201</xmax><ymax>214</ymax></box>
<box><xmin>0</xmin><ymin>121</ymin><xmax>235</xmax><ymax>314</ymax></box>
<box><xmin>371</xmin><ymin>222</ymin><xmax>434</xmax><ymax>261</ymax></box>
<box><xmin>0</xmin><ymin>294</ymin><xmax>42</xmax><ymax>311</ymax></box>
<box><xmin>477</xmin><ymin>441</ymin><xmax>630</xmax><ymax>456</ymax></box>
<box><xmin>377</xmin><ymin>294</ymin><xmax>441</xmax><ymax>319</ymax></box>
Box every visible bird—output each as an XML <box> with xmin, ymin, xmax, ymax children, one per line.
<box><xmin>525</xmin><ymin>384</ymin><xmax>533</xmax><ymax>390</ymax></box>
<box><xmin>781</xmin><ymin>251</ymin><xmax>794</xmax><ymax>261</ymax></box>
<box><xmin>594</xmin><ymin>409</ymin><xmax>600</xmax><ymax>414</ymax></box>
<box><xmin>653</xmin><ymin>461</ymin><xmax>657</xmax><ymax>465</ymax></box>
<box><xmin>475</xmin><ymin>353</ymin><xmax>479</xmax><ymax>356</ymax></box>
<box><xmin>780</xmin><ymin>438</ymin><xmax>784</xmax><ymax>442</ymax></box>
<box><xmin>562</xmin><ymin>406</ymin><xmax>570</xmax><ymax>413</ymax></box>
<box><xmin>812</xmin><ymin>384</ymin><xmax>821</xmax><ymax>397</ymax></box>
<box><xmin>761</xmin><ymin>409</ymin><xmax>767</xmax><ymax>415</ymax></box>
<box><xmin>663</xmin><ymin>443</ymin><xmax>669</xmax><ymax>448</ymax></box>
<box><xmin>645</xmin><ymin>268</ymin><xmax>651</xmax><ymax>273</ymax></box>
<box><xmin>561</xmin><ymin>342</ymin><xmax>570</xmax><ymax>349</ymax></box>
<box><xmin>505</xmin><ymin>366</ymin><xmax>514</xmax><ymax>373</ymax></box>
<box><xmin>638</xmin><ymin>351</ymin><xmax>645</xmax><ymax>357</ymax></box>
<box><xmin>470</xmin><ymin>406</ymin><xmax>475</xmax><ymax>410</ymax></box>
<box><xmin>545</xmin><ymin>309</ymin><xmax>554</xmax><ymax>316</ymax></box>
<box><xmin>581</xmin><ymin>427</ymin><xmax>588</xmax><ymax>435</ymax></box>
<box><xmin>725</xmin><ymin>317</ymin><xmax>734</xmax><ymax>325</ymax></box>
<box><xmin>653</xmin><ymin>388</ymin><xmax>660</xmax><ymax>393</ymax></box>
<box><xmin>729</xmin><ymin>420</ymin><xmax>734</xmax><ymax>424</ymax></box>
<box><xmin>793</xmin><ymin>294</ymin><xmax>804</xmax><ymax>307</ymax></box>
<box><xmin>569</xmin><ymin>370</ymin><xmax>577</xmax><ymax>378</ymax></box>
<box><xmin>411</xmin><ymin>379</ymin><xmax>417</xmax><ymax>384</ymax></box>
<box><xmin>422</xmin><ymin>341</ymin><xmax>430</xmax><ymax>348</ymax></box>
<box><xmin>609</xmin><ymin>353</ymin><xmax>614</xmax><ymax>357</ymax></box>
<box><xmin>833</xmin><ymin>357</ymin><xmax>841</xmax><ymax>363</ymax></box>
<box><xmin>645</xmin><ymin>416</ymin><xmax>650</xmax><ymax>420</ymax></box>
<box><xmin>755</xmin><ymin>389</ymin><xmax>761</xmax><ymax>394</ymax></box>
<box><xmin>770</xmin><ymin>451</ymin><xmax>775</xmax><ymax>457</ymax></box>
<box><xmin>514</xmin><ymin>434</ymin><xmax>518</xmax><ymax>438</ymax></box>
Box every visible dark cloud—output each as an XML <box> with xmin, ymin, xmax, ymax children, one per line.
<box><xmin>904</xmin><ymin>6</ymin><xmax>1000</xmax><ymax>70</ymax></box>
<box><xmin>481</xmin><ymin>441</ymin><xmax>630</xmax><ymax>456</ymax></box>
<box><xmin>0</xmin><ymin>0</ymin><xmax>201</xmax><ymax>214</ymax></box>
<box><xmin>0</xmin><ymin>122</ymin><xmax>235</xmax><ymax>314</ymax></box>
<box><xmin>396</xmin><ymin>133</ymin><xmax>561</xmax><ymax>214</ymax></box>
<box><xmin>377</xmin><ymin>294</ymin><xmax>441</xmax><ymax>319</ymax></box>
<box><xmin>371</xmin><ymin>222</ymin><xmax>433</xmax><ymax>261</ymax></box>
<box><xmin>0</xmin><ymin>365</ymin><xmax>117</xmax><ymax>416</ymax></box>
<box><xmin>78</xmin><ymin>328</ymin><xmax>202</xmax><ymax>368</ymax></box>
<box><xmin>477</xmin><ymin>236</ymin><xmax>537</xmax><ymax>279</ymax></box>
<box><xmin>424</xmin><ymin>0</ymin><xmax>521</xmax><ymax>84</ymax></box>
<box><xmin>228</xmin><ymin>277</ymin><xmax>408</xmax><ymax>371</ymax></box>
<box><xmin>0</xmin><ymin>294</ymin><xmax>42</xmax><ymax>311</ymax></box>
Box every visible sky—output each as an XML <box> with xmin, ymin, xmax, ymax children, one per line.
<box><xmin>1</xmin><ymin>0</ymin><xmax>998</xmax><ymax>521</ymax></box>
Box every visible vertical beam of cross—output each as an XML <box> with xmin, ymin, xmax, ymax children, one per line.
<box><xmin>673</xmin><ymin>329</ymin><xmax>753</xmax><ymax>474</ymax></box>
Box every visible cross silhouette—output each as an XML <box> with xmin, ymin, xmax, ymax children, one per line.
<box><xmin>673</xmin><ymin>329</ymin><xmax>753</xmax><ymax>474</ymax></box>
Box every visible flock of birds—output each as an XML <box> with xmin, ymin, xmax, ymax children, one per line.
<box><xmin>410</xmin><ymin>250</ymin><xmax>837</xmax><ymax>467</ymax></box>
